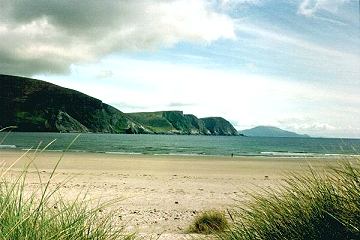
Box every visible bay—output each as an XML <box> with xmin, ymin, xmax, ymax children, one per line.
<box><xmin>0</xmin><ymin>132</ymin><xmax>359</xmax><ymax>157</ymax></box>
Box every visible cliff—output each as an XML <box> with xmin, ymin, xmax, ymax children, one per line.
<box><xmin>128</xmin><ymin>111</ymin><xmax>212</xmax><ymax>135</ymax></box>
<box><xmin>200</xmin><ymin>117</ymin><xmax>238</xmax><ymax>136</ymax></box>
<box><xmin>0</xmin><ymin>74</ymin><xmax>239</xmax><ymax>136</ymax></box>
<box><xmin>0</xmin><ymin>74</ymin><xmax>150</xmax><ymax>133</ymax></box>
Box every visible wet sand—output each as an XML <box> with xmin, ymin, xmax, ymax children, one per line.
<box><xmin>0</xmin><ymin>150</ymin><xmax>342</xmax><ymax>239</ymax></box>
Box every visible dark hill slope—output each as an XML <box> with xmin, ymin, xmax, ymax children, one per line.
<box><xmin>200</xmin><ymin>117</ymin><xmax>238</xmax><ymax>136</ymax></box>
<box><xmin>0</xmin><ymin>74</ymin><xmax>150</xmax><ymax>133</ymax></box>
<box><xmin>0</xmin><ymin>74</ymin><xmax>239</xmax><ymax>135</ymax></box>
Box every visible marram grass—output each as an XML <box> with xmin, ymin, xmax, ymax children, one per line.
<box><xmin>188</xmin><ymin>210</ymin><xmax>229</xmax><ymax>234</ymax></box>
<box><xmin>218</xmin><ymin>160</ymin><xmax>360</xmax><ymax>240</ymax></box>
<box><xmin>0</xmin><ymin>132</ymin><xmax>134</xmax><ymax>240</ymax></box>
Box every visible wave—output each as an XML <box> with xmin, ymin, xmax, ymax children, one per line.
<box><xmin>260</xmin><ymin>151</ymin><xmax>360</xmax><ymax>157</ymax></box>
<box><xmin>0</xmin><ymin>145</ymin><xmax>16</xmax><ymax>149</ymax></box>
<box><xmin>11</xmin><ymin>148</ymin><xmax>360</xmax><ymax>158</ymax></box>
<box><xmin>104</xmin><ymin>151</ymin><xmax>143</xmax><ymax>155</ymax></box>
<box><xmin>153</xmin><ymin>153</ymin><xmax>207</xmax><ymax>157</ymax></box>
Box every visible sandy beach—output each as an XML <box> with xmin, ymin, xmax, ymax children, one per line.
<box><xmin>0</xmin><ymin>150</ymin><xmax>343</xmax><ymax>239</ymax></box>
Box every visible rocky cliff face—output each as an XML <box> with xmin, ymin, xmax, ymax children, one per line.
<box><xmin>200</xmin><ymin>117</ymin><xmax>238</xmax><ymax>136</ymax></box>
<box><xmin>0</xmin><ymin>74</ymin><xmax>239</xmax><ymax>136</ymax></box>
<box><xmin>128</xmin><ymin>111</ymin><xmax>238</xmax><ymax>135</ymax></box>
<box><xmin>0</xmin><ymin>74</ymin><xmax>150</xmax><ymax>133</ymax></box>
<box><xmin>128</xmin><ymin>111</ymin><xmax>213</xmax><ymax>135</ymax></box>
<box><xmin>54</xmin><ymin>111</ymin><xmax>89</xmax><ymax>133</ymax></box>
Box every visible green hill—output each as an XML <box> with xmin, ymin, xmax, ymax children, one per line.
<box><xmin>0</xmin><ymin>74</ymin><xmax>151</xmax><ymax>133</ymax></box>
<box><xmin>0</xmin><ymin>74</ymin><xmax>238</xmax><ymax>136</ymax></box>
<box><xmin>200</xmin><ymin>117</ymin><xmax>238</xmax><ymax>136</ymax></box>
<box><xmin>239</xmin><ymin>126</ymin><xmax>309</xmax><ymax>138</ymax></box>
<box><xmin>128</xmin><ymin>111</ymin><xmax>211</xmax><ymax>135</ymax></box>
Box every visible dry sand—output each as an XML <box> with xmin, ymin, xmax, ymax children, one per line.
<box><xmin>0</xmin><ymin>150</ymin><xmax>342</xmax><ymax>239</ymax></box>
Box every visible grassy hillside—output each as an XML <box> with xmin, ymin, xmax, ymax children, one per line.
<box><xmin>0</xmin><ymin>74</ymin><xmax>150</xmax><ymax>133</ymax></box>
<box><xmin>127</xmin><ymin>111</ymin><xmax>176</xmax><ymax>133</ymax></box>
<box><xmin>128</xmin><ymin>111</ymin><xmax>212</xmax><ymax>135</ymax></box>
<box><xmin>201</xmin><ymin>117</ymin><xmax>238</xmax><ymax>136</ymax></box>
<box><xmin>1</xmin><ymin>74</ymin><xmax>239</xmax><ymax>136</ymax></box>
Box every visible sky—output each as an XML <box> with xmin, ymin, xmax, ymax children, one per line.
<box><xmin>0</xmin><ymin>0</ymin><xmax>359</xmax><ymax>138</ymax></box>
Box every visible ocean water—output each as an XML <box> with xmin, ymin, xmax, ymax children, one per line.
<box><xmin>0</xmin><ymin>132</ymin><xmax>359</xmax><ymax>157</ymax></box>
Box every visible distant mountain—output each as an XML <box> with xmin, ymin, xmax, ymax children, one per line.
<box><xmin>239</xmin><ymin>126</ymin><xmax>309</xmax><ymax>138</ymax></box>
<box><xmin>0</xmin><ymin>74</ymin><xmax>238</xmax><ymax>135</ymax></box>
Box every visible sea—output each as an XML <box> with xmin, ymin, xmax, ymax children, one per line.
<box><xmin>0</xmin><ymin>132</ymin><xmax>360</xmax><ymax>157</ymax></box>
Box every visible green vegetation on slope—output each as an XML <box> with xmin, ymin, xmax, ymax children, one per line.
<box><xmin>128</xmin><ymin>111</ymin><xmax>212</xmax><ymax>135</ymax></box>
<box><xmin>0</xmin><ymin>74</ymin><xmax>151</xmax><ymax>133</ymax></box>
<box><xmin>201</xmin><ymin>117</ymin><xmax>238</xmax><ymax>136</ymax></box>
<box><xmin>1</xmin><ymin>74</ymin><xmax>239</xmax><ymax>136</ymax></box>
<box><xmin>128</xmin><ymin>111</ymin><xmax>239</xmax><ymax>135</ymax></box>
<box><xmin>127</xmin><ymin>111</ymin><xmax>175</xmax><ymax>133</ymax></box>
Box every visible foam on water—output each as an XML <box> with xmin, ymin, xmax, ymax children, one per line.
<box><xmin>0</xmin><ymin>145</ymin><xmax>16</xmax><ymax>149</ymax></box>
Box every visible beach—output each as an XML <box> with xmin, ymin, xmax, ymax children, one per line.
<box><xmin>0</xmin><ymin>150</ymin><xmax>343</xmax><ymax>239</ymax></box>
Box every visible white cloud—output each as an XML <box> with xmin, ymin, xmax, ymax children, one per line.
<box><xmin>0</xmin><ymin>0</ymin><xmax>235</xmax><ymax>75</ymax></box>
<box><xmin>280</xmin><ymin>119</ymin><xmax>337</xmax><ymax>132</ymax></box>
<box><xmin>298</xmin><ymin>0</ymin><xmax>349</xmax><ymax>16</ymax></box>
<box><xmin>278</xmin><ymin>117</ymin><xmax>360</xmax><ymax>138</ymax></box>
<box><xmin>218</xmin><ymin>0</ymin><xmax>262</xmax><ymax>8</ymax></box>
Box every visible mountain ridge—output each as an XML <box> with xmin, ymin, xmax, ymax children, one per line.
<box><xmin>0</xmin><ymin>74</ymin><xmax>238</xmax><ymax>136</ymax></box>
<box><xmin>127</xmin><ymin>111</ymin><xmax>238</xmax><ymax>135</ymax></box>
<box><xmin>239</xmin><ymin>125</ymin><xmax>309</xmax><ymax>138</ymax></box>
<box><xmin>0</xmin><ymin>74</ymin><xmax>151</xmax><ymax>133</ymax></box>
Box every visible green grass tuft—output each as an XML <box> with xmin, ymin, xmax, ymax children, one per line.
<box><xmin>188</xmin><ymin>210</ymin><xmax>229</xmax><ymax>234</ymax></box>
<box><xmin>0</xmin><ymin>132</ymin><xmax>134</xmax><ymax>240</ymax></box>
<box><xmin>218</xmin><ymin>160</ymin><xmax>360</xmax><ymax>240</ymax></box>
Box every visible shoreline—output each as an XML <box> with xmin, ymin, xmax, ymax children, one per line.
<box><xmin>1</xmin><ymin>146</ymin><xmax>358</xmax><ymax>158</ymax></box>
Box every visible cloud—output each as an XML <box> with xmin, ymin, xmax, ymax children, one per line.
<box><xmin>278</xmin><ymin>117</ymin><xmax>360</xmax><ymax>138</ymax></box>
<box><xmin>96</xmin><ymin>70</ymin><xmax>113</xmax><ymax>79</ymax></box>
<box><xmin>217</xmin><ymin>0</ymin><xmax>262</xmax><ymax>8</ymax></box>
<box><xmin>0</xmin><ymin>0</ymin><xmax>235</xmax><ymax>76</ymax></box>
<box><xmin>110</xmin><ymin>102</ymin><xmax>145</xmax><ymax>113</ymax></box>
<box><xmin>234</xmin><ymin>22</ymin><xmax>360</xmax><ymax>84</ymax></box>
<box><xmin>167</xmin><ymin>102</ymin><xmax>195</xmax><ymax>108</ymax></box>
<box><xmin>279</xmin><ymin>118</ymin><xmax>337</xmax><ymax>131</ymax></box>
<box><xmin>298</xmin><ymin>0</ymin><xmax>349</xmax><ymax>16</ymax></box>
